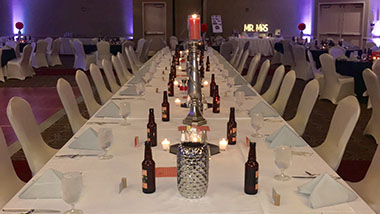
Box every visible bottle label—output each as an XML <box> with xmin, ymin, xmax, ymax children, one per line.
<box><xmin>216</xmin><ymin>100</ymin><xmax>220</xmax><ymax>112</ymax></box>
<box><xmin>142</xmin><ymin>169</ymin><xmax>148</xmax><ymax>189</ymax></box>
<box><xmin>255</xmin><ymin>171</ymin><xmax>259</xmax><ymax>190</ymax></box>
<box><xmin>147</xmin><ymin>128</ymin><xmax>150</xmax><ymax>142</ymax></box>
<box><xmin>162</xmin><ymin>107</ymin><xmax>167</xmax><ymax>119</ymax></box>
<box><xmin>231</xmin><ymin>128</ymin><xmax>237</xmax><ymax>142</ymax></box>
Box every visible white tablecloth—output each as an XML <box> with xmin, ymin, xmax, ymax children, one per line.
<box><xmin>1</xmin><ymin>48</ymin><xmax>375</xmax><ymax>214</ymax></box>
<box><xmin>59</xmin><ymin>37</ymin><xmax>97</xmax><ymax>55</ymax></box>
<box><xmin>229</xmin><ymin>37</ymin><xmax>282</xmax><ymax>56</ymax></box>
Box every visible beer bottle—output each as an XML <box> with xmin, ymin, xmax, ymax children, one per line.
<box><xmin>147</xmin><ymin>108</ymin><xmax>157</xmax><ymax>147</ymax></box>
<box><xmin>212</xmin><ymin>85</ymin><xmax>220</xmax><ymax>113</ymax></box>
<box><xmin>142</xmin><ymin>141</ymin><xmax>156</xmax><ymax>193</ymax></box>
<box><xmin>161</xmin><ymin>91</ymin><xmax>170</xmax><ymax>122</ymax></box>
<box><xmin>210</xmin><ymin>74</ymin><xmax>216</xmax><ymax>97</ymax></box>
<box><xmin>227</xmin><ymin>107</ymin><xmax>237</xmax><ymax>145</ymax></box>
<box><xmin>244</xmin><ymin>142</ymin><xmax>259</xmax><ymax>195</ymax></box>
<box><xmin>168</xmin><ymin>78</ymin><xmax>174</xmax><ymax>97</ymax></box>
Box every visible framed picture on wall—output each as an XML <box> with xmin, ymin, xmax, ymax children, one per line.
<box><xmin>211</xmin><ymin>15</ymin><xmax>223</xmax><ymax>33</ymax></box>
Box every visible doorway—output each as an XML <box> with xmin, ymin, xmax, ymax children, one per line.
<box><xmin>143</xmin><ymin>2</ymin><xmax>167</xmax><ymax>52</ymax></box>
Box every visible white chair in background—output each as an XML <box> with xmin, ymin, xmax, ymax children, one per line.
<box><xmin>75</xmin><ymin>70</ymin><xmax>101</xmax><ymax>117</ymax></box>
<box><xmin>96</xmin><ymin>41</ymin><xmax>111</xmax><ymax>68</ymax></box>
<box><xmin>118</xmin><ymin>52</ymin><xmax>134</xmax><ymax>79</ymax></box>
<box><xmin>307</xmin><ymin>50</ymin><xmax>324</xmax><ymax>94</ymax></box>
<box><xmin>229</xmin><ymin>47</ymin><xmax>240</xmax><ymax>65</ymax></box>
<box><xmin>232</xmin><ymin>48</ymin><xmax>244</xmax><ymax>68</ymax></box>
<box><xmin>6</xmin><ymin>97</ymin><xmax>58</xmax><ymax>175</ymax></box>
<box><xmin>281</xmin><ymin>40</ymin><xmax>295</xmax><ymax>68</ymax></box>
<box><xmin>5</xmin><ymin>40</ymin><xmax>20</xmax><ymax>58</ymax></box>
<box><xmin>262</xmin><ymin>65</ymin><xmax>285</xmax><ymax>104</ymax></box>
<box><xmin>245</xmin><ymin>54</ymin><xmax>261</xmax><ymax>84</ymax></box>
<box><xmin>329</xmin><ymin>46</ymin><xmax>346</xmax><ymax>59</ymax></box>
<box><xmin>314</xmin><ymin>96</ymin><xmax>360</xmax><ymax>171</ymax></box>
<box><xmin>364</xmin><ymin>60</ymin><xmax>380</xmax><ymax>109</ymax></box>
<box><xmin>287</xmin><ymin>79</ymin><xmax>320</xmax><ymax>136</ymax></box>
<box><xmin>140</xmin><ymin>39</ymin><xmax>152</xmax><ymax>62</ymax></box>
<box><xmin>89</xmin><ymin>64</ymin><xmax>113</xmax><ymax>104</ymax></box>
<box><xmin>169</xmin><ymin>36</ymin><xmax>178</xmax><ymax>50</ymax></box>
<box><xmin>71</xmin><ymin>39</ymin><xmax>96</xmax><ymax>71</ymax></box>
<box><xmin>102</xmin><ymin>59</ymin><xmax>120</xmax><ymax>93</ymax></box>
<box><xmin>220</xmin><ymin>42</ymin><xmax>233</xmax><ymax>61</ymax></box>
<box><xmin>57</xmin><ymin>78</ymin><xmax>87</xmax><ymax>133</ymax></box>
<box><xmin>136</xmin><ymin>38</ymin><xmax>147</xmax><ymax>59</ymax></box>
<box><xmin>253</xmin><ymin>59</ymin><xmax>270</xmax><ymax>93</ymax></box>
<box><xmin>27</xmin><ymin>42</ymin><xmax>36</xmax><ymax>76</ymax></box>
<box><xmin>292</xmin><ymin>45</ymin><xmax>313</xmax><ymax>81</ymax></box>
<box><xmin>0</xmin><ymin>128</ymin><xmax>24</xmax><ymax>208</ymax></box>
<box><xmin>271</xmin><ymin>70</ymin><xmax>296</xmax><ymax>116</ymax></box>
<box><xmin>319</xmin><ymin>53</ymin><xmax>355</xmax><ymax>104</ymax></box>
<box><xmin>32</xmin><ymin>40</ymin><xmax>49</xmax><ymax>68</ymax></box>
<box><xmin>6</xmin><ymin>44</ymin><xmax>33</xmax><ymax>80</ymax></box>
<box><xmin>126</xmin><ymin>47</ymin><xmax>139</xmax><ymax>74</ymax></box>
<box><xmin>365</xmin><ymin>42</ymin><xmax>377</xmax><ymax>50</ymax></box>
<box><xmin>0</xmin><ymin>48</ymin><xmax>5</xmax><ymax>82</ymax></box>
<box><xmin>122</xmin><ymin>40</ymin><xmax>135</xmax><ymax>69</ymax></box>
<box><xmin>362</xmin><ymin>69</ymin><xmax>380</xmax><ymax>144</ymax></box>
<box><xmin>236</xmin><ymin>50</ymin><xmax>249</xmax><ymax>74</ymax></box>
<box><xmin>129</xmin><ymin>46</ymin><xmax>143</xmax><ymax>67</ymax></box>
<box><xmin>47</xmin><ymin>38</ymin><xmax>62</xmax><ymax>66</ymax></box>
<box><xmin>45</xmin><ymin>37</ymin><xmax>53</xmax><ymax>52</ymax></box>
<box><xmin>111</xmin><ymin>55</ymin><xmax>128</xmax><ymax>84</ymax></box>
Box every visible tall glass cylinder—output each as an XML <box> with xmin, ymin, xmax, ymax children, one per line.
<box><xmin>188</xmin><ymin>14</ymin><xmax>201</xmax><ymax>41</ymax></box>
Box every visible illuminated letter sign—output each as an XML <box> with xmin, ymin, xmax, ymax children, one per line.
<box><xmin>244</xmin><ymin>24</ymin><xmax>269</xmax><ymax>32</ymax></box>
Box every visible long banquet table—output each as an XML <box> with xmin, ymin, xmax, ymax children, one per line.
<box><xmin>1</xmin><ymin>47</ymin><xmax>375</xmax><ymax>214</ymax></box>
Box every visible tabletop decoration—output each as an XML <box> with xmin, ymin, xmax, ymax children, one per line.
<box><xmin>175</xmin><ymin>98</ymin><xmax>181</xmax><ymax>106</ymax></box>
<box><xmin>298</xmin><ymin>23</ymin><xmax>306</xmax><ymax>38</ymax></box>
<box><xmin>219</xmin><ymin>138</ymin><xmax>228</xmax><ymax>151</ymax></box>
<box><xmin>161</xmin><ymin>138</ymin><xmax>171</xmax><ymax>151</ymax></box>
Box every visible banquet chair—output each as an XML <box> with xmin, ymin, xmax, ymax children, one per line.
<box><xmin>229</xmin><ymin>47</ymin><xmax>240</xmax><ymax>65</ymax></box>
<box><xmin>126</xmin><ymin>48</ymin><xmax>139</xmax><ymax>74</ymax></box>
<box><xmin>365</xmin><ymin>42</ymin><xmax>377</xmax><ymax>49</ymax></box>
<box><xmin>160</xmin><ymin>38</ymin><xmax>167</xmax><ymax>48</ymax></box>
<box><xmin>236</xmin><ymin>50</ymin><xmax>249</xmax><ymax>74</ymax></box>
<box><xmin>329</xmin><ymin>46</ymin><xmax>345</xmax><ymax>59</ymax></box>
<box><xmin>71</xmin><ymin>39</ymin><xmax>96</xmax><ymax>71</ymax></box>
<box><xmin>102</xmin><ymin>59</ymin><xmax>120</xmax><ymax>93</ymax></box>
<box><xmin>122</xmin><ymin>40</ymin><xmax>135</xmax><ymax>69</ymax></box>
<box><xmin>362</xmin><ymin>69</ymin><xmax>380</xmax><ymax>144</ymax></box>
<box><xmin>96</xmin><ymin>41</ymin><xmax>111</xmax><ymax>69</ymax></box>
<box><xmin>363</xmin><ymin>60</ymin><xmax>380</xmax><ymax>109</ymax></box>
<box><xmin>6</xmin><ymin>44</ymin><xmax>33</xmax><ymax>80</ymax></box>
<box><xmin>27</xmin><ymin>42</ymin><xmax>36</xmax><ymax>76</ymax></box>
<box><xmin>57</xmin><ymin>78</ymin><xmax>87</xmax><ymax>133</ymax></box>
<box><xmin>6</xmin><ymin>97</ymin><xmax>58</xmax><ymax>175</ymax></box>
<box><xmin>348</xmin><ymin>145</ymin><xmax>380</xmax><ymax>213</ymax></box>
<box><xmin>262</xmin><ymin>65</ymin><xmax>285</xmax><ymax>104</ymax></box>
<box><xmin>0</xmin><ymin>48</ymin><xmax>5</xmax><ymax>82</ymax></box>
<box><xmin>307</xmin><ymin>50</ymin><xmax>324</xmax><ymax>94</ymax></box>
<box><xmin>75</xmin><ymin>70</ymin><xmax>101</xmax><ymax>117</ymax></box>
<box><xmin>45</xmin><ymin>37</ymin><xmax>53</xmax><ymax>52</ymax></box>
<box><xmin>5</xmin><ymin>40</ymin><xmax>20</xmax><ymax>58</ymax></box>
<box><xmin>292</xmin><ymin>45</ymin><xmax>313</xmax><ymax>81</ymax></box>
<box><xmin>169</xmin><ymin>36</ymin><xmax>178</xmax><ymax>50</ymax></box>
<box><xmin>47</xmin><ymin>38</ymin><xmax>62</xmax><ymax>66</ymax></box>
<box><xmin>140</xmin><ymin>39</ymin><xmax>152</xmax><ymax>63</ymax></box>
<box><xmin>232</xmin><ymin>48</ymin><xmax>244</xmax><ymax>68</ymax></box>
<box><xmin>314</xmin><ymin>96</ymin><xmax>360</xmax><ymax>171</ymax></box>
<box><xmin>118</xmin><ymin>52</ymin><xmax>134</xmax><ymax>78</ymax></box>
<box><xmin>281</xmin><ymin>40</ymin><xmax>295</xmax><ymax>68</ymax></box>
<box><xmin>111</xmin><ymin>55</ymin><xmax>128</xmax><ymax>84</ymax></box>
<box><xmin>0</xmin><ymin>128</ymin><xmax>24</xmax><ymax>208</ymax></box>
<box><xmin>220</xmin><ymin>42</ymin><xmax>233</xmax><ymax>61</ymax></box>
<box><xmin>253</xmin><ymin>59</ymin><xmax>270</xmax><ymax>93</ymax></box>
<box><xmin>136</xmin><ymin>38</ymin><xmax>147</xmax><ymax>59</ymax></box>
<box><xmin>89</xmin><ymin>64</ymin><xmax>113</xmax><ymax>104</ymax></box>
<box><xmin>32</xmin><ymin>39</ymin><xmax>49</xmax><ymax>68</ymax></box>
<box><xmin>287</xmin><ymin>79</ymin><xmax>319</xmax><ymax>136</ymax></box>
<box><xmin>245</xmin><ymin>54</ymin><xmax>261</xmax><ymax>84</ymax></box>
<box><xmin>271</xmin><ymin>70</ymin><xmax>296</xmax><ymax>116</ymax></box>
<box><xmin>319</xmin><ymin>53</ymin><xmax>355</xmax><ymax>104</ymax></box>
<box><xmin>128</xmin><ymin>46</ymin><xmax>143</xmax><ymax>67</ymax></box>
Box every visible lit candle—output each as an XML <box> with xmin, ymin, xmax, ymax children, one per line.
<box><xmin>175</xmin><ymin>98</ymin><xmax>181</xmax><ymax>106</ymax></box>
<box><xmin>188</xmin><ymin>14</ymin><xmax>201</xmax><ymax>41</ymax></box>
<box><xmin>161</xmin><ymin>138</ymin><xmax>171</xmax><ymax>151</ymax></box>
<box><xmin>180</xmin><ymin>51</ymin><xmax>183</xmax><ymax>56</ymax></box>
<box><xmin>219</xmin><ymin>138</ymin><xmax>228</xmax><ymax>151</ymax></box>
<box><xmin>203</xmin><ymin>80</ymin><xmax>209</xmax><ymax>87</ymax></box>
<box><xmin>174</xmin><ymin>80</ymin><xmax>179</xmax><ymax>87</ymax></box>
<box><xmin>178</xmin><ymin>66</ymin><xmax>182</xmax><ymax>71</ymax></box>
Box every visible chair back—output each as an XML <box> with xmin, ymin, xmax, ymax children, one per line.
<box><xmin>97</xmin><ymin>41</ymin><xmax>111</xmax><ymax>62</ymax></box>
<box><xmin>136</xmin><ymin>38</ymin><xmax>146</xmax><ymax>58</ymax></box>
<box><xmin>57</xmin><ymin>78</ymin><xmax>87</xmax><ymax>133</ymax></box>
<box><xmin>271</xmin><ymin>70</ymin><xmax>296</xmax><ymax>116</ymax></box>
<box><xmin>281</xmin><ymin>40</ymin><xmax>295</xmax><ymax>67</ymax></box>
<box><xmin>112</xmin><ymin>55</ymin><xmax>127</xmax><ymax>84</ymax></box>
<box><xmin>237</xmin><ymin>50</ymin><xmax>249</xmax><ymax>74</ymax></box>
<box><xmin>307</xmin><ymin>50</ymin><xmax>318</xmax><ymax>75</ymax></box>
<box><xmin>293</xmin><ymin>44</ymin><xmax>312</xmax><ymax>80</ymax></box>
<box><xmin>320</xmin><ymin>53</ymin><xmax>338</xmax><ymax>84</ymax></box>
<box><xmin>35</xmin><ymin>40</ymin><xmax>48</xmax><ymax>55</ymax></box>
<box><xmin>102</xmin><ymin>59</ymin><xmax>120</xmax><ymax>93</ymax></box>
<box><xmin>51</xmin><ymin>38</ymin><xmax>61</xmax><ymax>55</ymax></box>
<box><xmin>72</xmin><ymin>39</ymin><xmax>86</xmax><ymax>58</ymax></box>
<box><xmin>89</xmin><ymin>64</ymin><xmax>113</xmax><ymax>104</ymax></box>
<box><xmin>245</xmin><ymin>54</ymin><xmax>261</xmax><ymax>84</ymax></box>
<box><xmin>126</xmin><ymin>47</ymin><xmax>139</xmax><ymax>74</ymax></box>
<box><xmin>372</xmin><ymin>59</ymin><xmax>380</xmax><ymax>78</ymax></box>
<box><xmin>118</xmin><ymin>52</ymin><xmax>133</xmax><ymax>78</ymax></box>
<box><xmin>253</xmin><ymin>59</ymin><xmax>270</xmax><ymax>93</ymax></box>
<box><xmin>262</xmin><ymin>65</ymin><xmax>285</xmax><ymax>104</ymax></box>
<box><xmin>169</xmin><ymin>36</ymin><xmax>178</xmax><ymax>50</ymax></box>
<box><xmin>129</xmin><ymin>46</ymin><xmax>140</xmax><ymax>65</ymax></box>
<box><xmin>20</xmin><ymin>44</ymin><xmax>32</xmax><ymax>66</ymax></box>
<box><xmin>365</xmin><ymin>42</ymin><xmax>377</xmax><ymax>49</ymax></box>
<box><xmin>229</xmin><ymin>46</ymin><xmax>240</xmax><ymax>65</ymax></box>
<box><xmin>75</xmin><ymin>70</ymin><xmax>101</xmax><ymax>117</ymax></box>
<box><xmin>140</xmin><ymin>39</ymin><xmax>152</xmax><ymax>62</ymax></box>
<box><xmin>363</xmin><ymin>69</ymin><xmax>380</xmax><ymax>143</ymax></box>
<box><xmin>6</xmin><ymin>97</ymin><xmax>57</xmax><ymax>175</ymax></box>
<box><xmin>220</xmin><ymin>42</ymin><xmax>233</xmax><ymax>61</ymax></box>
<box><xmin>233</xmin><ymin>49</ymin><xmax>244</xmax><ymax>68</ymax></box>
<box><xmin>45</xmin><ymin>37</ymin><xmax>53</xmax><ymax>51</ymax></box>
<box><xmin>329</xmin><ymin>46</ymin><xmax>345</xmax><ymax>59</ymax></box>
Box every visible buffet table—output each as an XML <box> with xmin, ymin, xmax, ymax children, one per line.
<box><xmin>229</xmin><ymin>37</ymin><xmax>282</xmax><ymax>56</ymax></box>
<box><xmin>1</xmin><ymin>48</ymin><xmax>374</xmax><ymax>213</ymax></box>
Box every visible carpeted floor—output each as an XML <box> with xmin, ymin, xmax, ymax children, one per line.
<box><xmin>5</xmin><ymin>55</ymin><xmax>378</xmax><ymax>183</ymax></box>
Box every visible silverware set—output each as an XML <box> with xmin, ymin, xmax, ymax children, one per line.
<box><xmin>2</xmin><ymin>208</ymin><xmax>60</xmax><ymax>213</ymax></box>
<box><xmin>55</xmin><ymin>154</ymin><xmax>99</xmax><ymax>159</ymax></box>
<box><xmin>291</xmin><ymin>171</ymin><xmax>341</xmax><ymax>179</ymax></box>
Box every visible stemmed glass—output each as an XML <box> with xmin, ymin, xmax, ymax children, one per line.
<box><xmin>119</xmin><ymin>102</ymin><xmax>131</xmax><ymax>126</ymax></box>
<box><xmin>98</xmin><ymin>128</ymin><xmax>113</xmax><ymax>160</ymax></box>
<box><xmin>226</xmin><ymin>77</ymin><xmax>235</xmax><ymax>96</ymax></box>
<box><xmin>274</xmin><ymin>145</ymin><xmax>292</xmax><ymax>181</ymax></box>
<box><xmin>235</xmin><ymin>91</ymin><xmax>245</xmax><ymax>112</ymax></box>
<box><xmin>136</xmin><ymin>83</ymin><xmax>145</xmax><ymax>100</ymax></box>
<box><xmin>62</xmin><ymin>172</ymin><xmax>83</xmax><ymax>214</ymax></box>
<box><xmin>250</xmin><ymin>112</ymin><xmax>264</xmax><ymax>138</ymax></box>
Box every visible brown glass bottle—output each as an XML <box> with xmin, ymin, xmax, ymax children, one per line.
<box><xmin>147</xmin><ymin>108</ymin><xmax>157</xmax><ymax>147</ymax></box>
<box><xmin>212</xmin><ymin>85</ymin><xmax>220</xmax><ymax>113</ymax></box>
<box><xmin>206</xmin><ymin>56</ymin><xmax>210</xmax><ymax>72</ymax></box>
<box><xmin>161</xmin><ymin>91</ymin><xmax>170</xmax><ymax>122</ymax></box>
<box><xmin>210</xmin><ymin>74</ymin><xmax>216</xmax><ymax>97</ymax></box>
<box><xmin>168</xmin><ymin>78</ymin><xmax>174</xmax><ymax>97</ymax></box>
<box><xmin>244</xmin><ymin>142</ymin><xmax>259</xmax><ymax>195</ymax></box>
<box><xmin>142</xmin><ymin>141</ymin><xmax>156</xmax><ymax>193</ymax></box>
<box><xmin>227</xmin><ymin>107</ymin><xmax>237</xmax><ymax>145</ymax></box>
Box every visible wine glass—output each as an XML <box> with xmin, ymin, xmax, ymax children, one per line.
<box><xmin>62</xmin><ymin>172</ymin><xmax>83</xmax><ymax>214</ymax></box>
<box><xmin>119</xmin><ymin>102</ymin><xmax>131</xmax><ymax>126</ymax></box>
<box><xmin>136</xmin><ymin>83</ymin><xmax>145</xmax><ymax>100</ymax></box>
<box><xmin>250</xmin><ymin>112</ymin><xmax>264</xmax><ymax>138</ymax></box>
<box><xmin>98</xmin><ymin>128</ymin><xmax>113</xmax><ymax>160</ymax></box>
<box><xmin>226</xmin><ymin>77</ymin><xmax>235</xmax><ymax>96</ymax></box>
<box><xmin>235</xmin><ymin>91</ymin><xmax>245</xmax><ymax>111</ymax></box>
<box><xmin>274</xmin><ymin>145</ymin><xmax>292</xmax><ymax>181</ymax></box>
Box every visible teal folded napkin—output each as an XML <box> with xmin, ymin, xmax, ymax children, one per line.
<box><xmin>69</xmin><ymin>128</ymin><xmax>101</xmax><ymax>151</ymax></box>
<box><xmin>120</xmin><ymin>86</ymin><xmax>139</xmax><ymax>96</ymax></box>
<box><xmin>235</xmin><ymin>84</ymin><xmax>257</xmax><ymax>96</ymax></box>
<box><xmin>298</xmin><ymin>173</ymin><xmax>357</xmax><ymax>209</ymax></box>
<box><xmin>234</xmin><ymin>75</ymin><xmax>248</xmax><ymax>85</ymax></box>
<box><xmin>249</xmin><ymin>101</ymin><xmax>279</xmax><ymax>117</ymax></box>
<box><xmin>19</xmin><ymin>169</ymin><xmax>63</xmax><ymax>199</ymax></box>
<box><xmin>128</xmin><ymin>76</ymin><xmax>144</xmax><ymax>84</ymax></box>
<box><xmin>266</xmin><ymin>125</ymin><xmax>306</xmax><ymax>148</ymax></box>
<box><xmin>95</xmin><ymin>102</ymin><xmax>121</xmax><ymax>118</ymax></box>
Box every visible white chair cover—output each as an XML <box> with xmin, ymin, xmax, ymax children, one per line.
<box><xmin>0</xmin><ymin>128</ymin><xmax>24</xmax><ymax>207</ymax></box>
<box><xmin>47</xmin><ymin>38</ymin><xmax>62</xmax><ymax>66</ymax></box>
<box><xmin>45</xmin><ymin>37</ymin><xmax>53</xmax><ymax>52</ymax></box>
<box><xmin>57</xmin><ymin>78</ymin><xmax>87</xmax><ymax>133</ymax></box>
<box><xmin>253</xmin><ymin>59</ymin><xmax>270</xmax><ymax>93</ymax></box>
<box><xmin>111</xmin><ymin>55</ymin><xmax>127</xmax><ymax>84</ymax></box>
<box><xmin>220</xmin><ymin>42</ymin><xmax>233</xmax><ymax>61</ymax></box>
<box><xmin>169</xmin><ymin>36</ymin><xmax>178</xmax><ymax>50</ymax></box>
<box><xmin>292</xmin><ymin>45</ymin><xmax>313</xmax><ymax>81</ymax></box>
<box><xmin>236</xmin><ymin>50</ymin><xmax>249</xmax><ymax>74</ymax></box>
<box><xmin>229</xmin><ymin>47</ymin><xmax>240</xmax><ymax>65</ymax></box>
<box><xmin>126</xmin><ymin>47</ymin><xmax>139</xmax><ymax>74</ymax></box>
<box><xmin>32</xmin><ymin>40</ymin><xmax>49</xmax><ymax>68</ymax></box>
<box><xmin>232</xmin><ymin>49</ymin><xmax>244</xmax><ymax>68</ymax></box>
<box><xmin>262</xmin><ymin>65</ymin><xmax>285</xmax><ymax>104</ymax></box>
<box><xmin>96</xmin><ymin>41</ymin><xmax>111</xmax><ymax>68</ymax></box>
<box><xmin>314</xmin><ymin>96</ymin><xmax>360</xmax><ymax>171</ymax></box>
<box><xmin>75</xmin><ymin>70</ymin><xmax>101</xmax><ymax>117</ymax></box>
<box><xmin>118</xmin><ymin>52</ymin><xmax>133</xmax><ymax>79</ymax></box>
<box><xmin>287</xmin><ymin>79</ymin><xmax>319</xmax><ymax>136</ymax></box>
<box><xmin>272</xmin><ymin>70</ymin><xmax>296</xmax><ymax>116</ymax></box>
<box><xmin>72</xmin><ymin>39</ymin><xmax>96</xmax><ymax>70</ymax></box>
<box><xmin>136</xmin><ymin>38</ymin><xmax>147</xmax><ymax>59</ymax></box>
<box><xmin>307</xmin><ymin>50</ymin><xmax>324</xmax><ymax>94</ymax></box>
<box><xmin>6</xmin><ymin>44</ymin><xmax>33</xmax><ymax>80</ymax></box>
<box><xmin>122</xmin><ymin>41</ymin><xmax>135</xmax><ymax>69</ymax></box>
<box><xmin>319</xmin><ymin>53</ymin><xmax>355</xmax><ymax>104</ymax></box>
<box><xmin>329</xmin><ymin>46</ymin><xmax>346</xmax><ymax>59</ymax></box>
<box><xmin>245</xmin><ymin>54</ymin><xmax>261</xmax><ymax>84</ymax></box>
<box><xmin>129</xmin><ymin>46</ymin><xmax>142</xmax><ymax>67</ymax></box>
<box><xmin>6</xmin><ymin>97</ymin><xmax>57</xmax><ymax>175</ymax></box>
<box><xmin>102</xmin><ymin>59</ymin><xmax>120</xmax><ymax>93</ymax></box>
<box><xmin>140</xmin><ymin>39</ymin><xmax>152</xmax><ymax>63</ymax></box>
<box><xmin>0</xmin><ymin>48</ymin><xmax>5</xmax><ymax>82</ymax></box>
<box><xmin>281</xmin><ymin>40</ymin><xmax>295</xmax><ymax>67</ymax></box>
<box><xmin>366</xmin><ymin>60</ymin><xmax>380</xmax><ymax>109</ymax></box>
<box><xmin>89</xmin><ymin>64</ymin><xmax>113</xmax><ymax>104</ymax></box>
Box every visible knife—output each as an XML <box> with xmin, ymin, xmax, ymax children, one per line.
<box><xmin>2</xmin><ymin>208</ymin><xmax>61</xmax><ymax>213</ymax></box>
